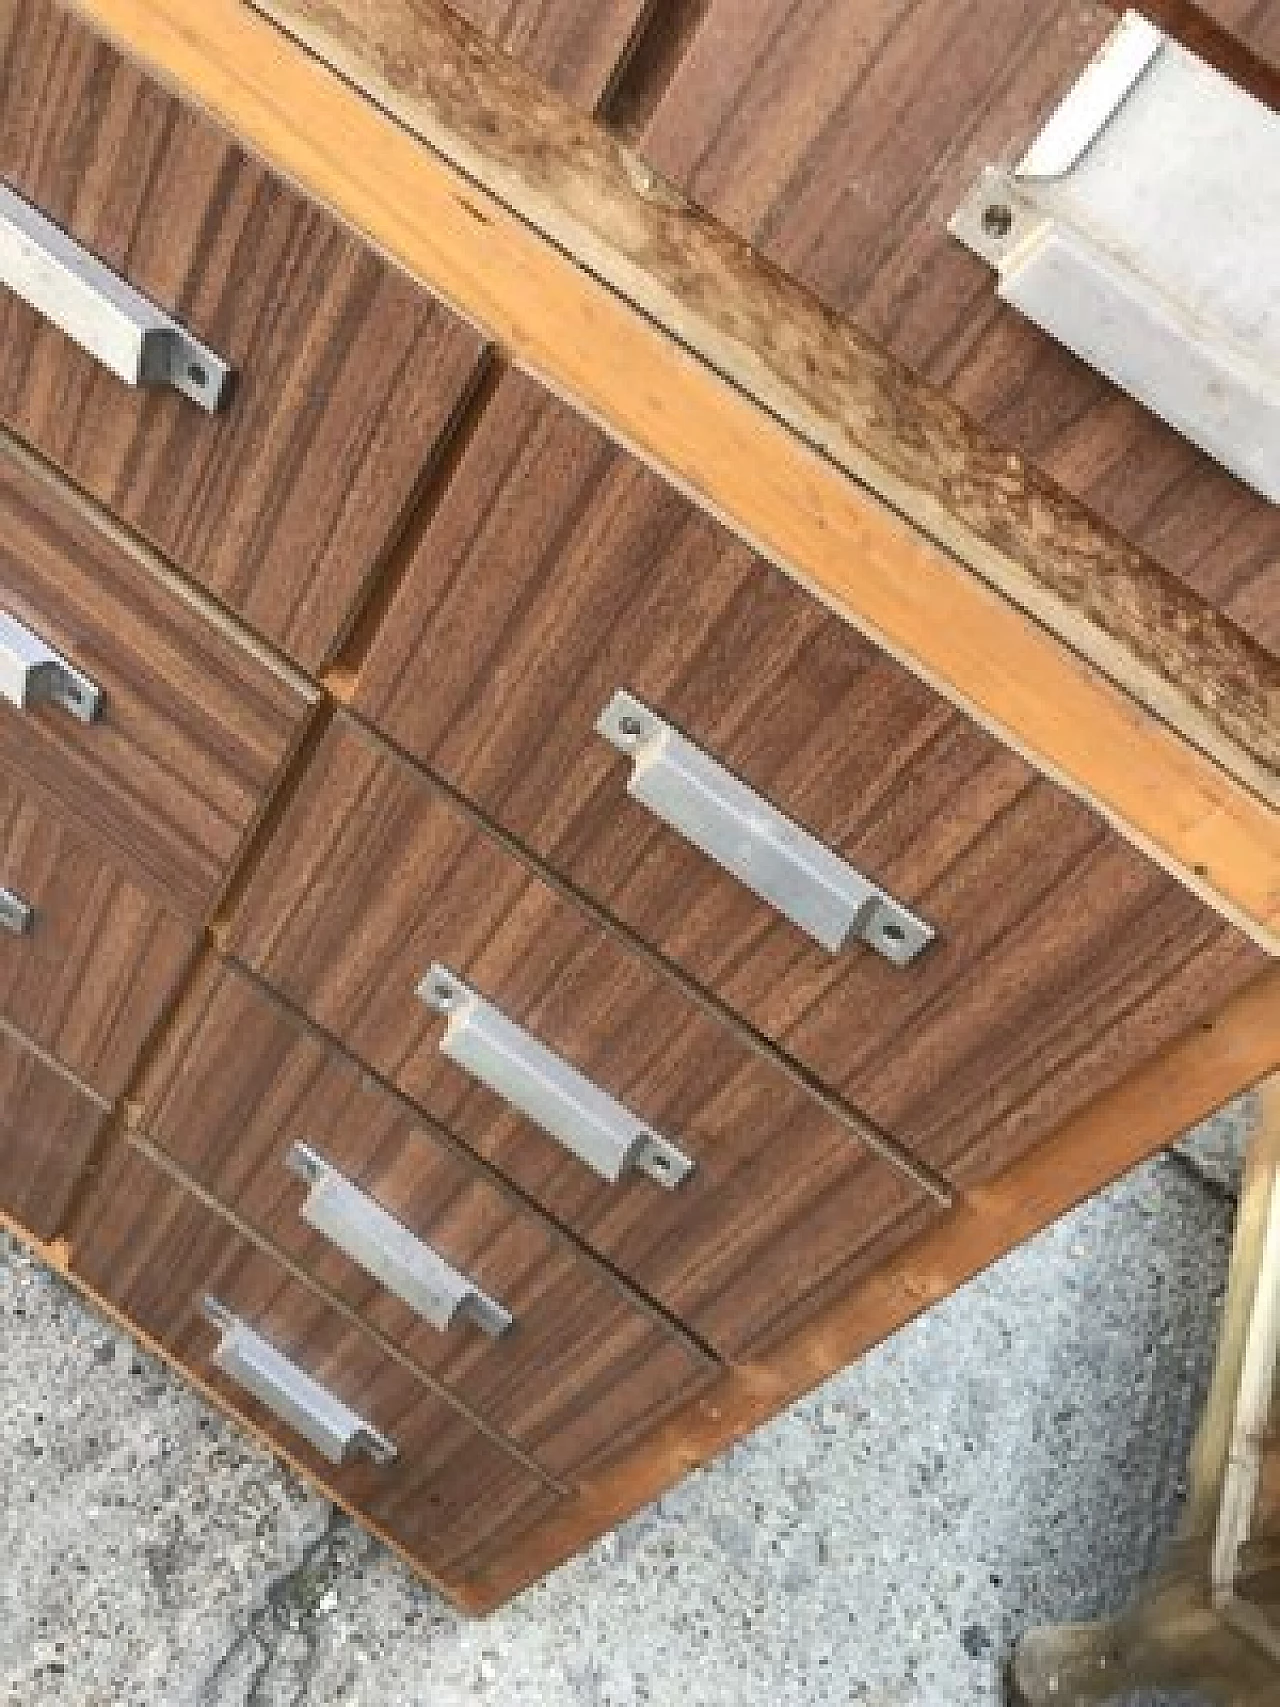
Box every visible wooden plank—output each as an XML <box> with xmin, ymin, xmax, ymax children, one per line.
<box><xmin>0</xmin><ymin>773</ymin><xmax>197</xmax><ymax>1096</ymax></box>
<box><xmin>0</xmin><ymin>0</ymin><xmax>490</xmax><ymax>673</ymax></box>
<box><xmin>455</xmin><ymin>963</ymin><xmax>1280</xmax><ymax>1610</ymax></box>
<box><xmin>135</xmin><ymin>958</ymin><xmax>719</xmax><ymax>1482</ymax></box>
<box><xmin>347</xmin><ymin>369</ymin><xmax>1268</xmax><ymax>1189</ymax></box>
<box><xmin>223</xmin><ymin>717</ymin><xmax>939</xmax><ymax>1356</ymax></box>
<box><xmin>626</xmin><ymin>0</ymin><xmax>1280</xmax><ymax>656</ymax></box>
<box><xmin>1209</xmin><ymin>1078</ymin><xmax>1280</xmax><ymax>1610</ymax></box>
<box><xmin>0</xmin><ymin>427</ymin><xmax>311</xmax><ymax>918</ymax></box>
<box><xmin>62</xmin><ymin>0</ymin><xmax>1280</xmax><ymax>947</ymax></box>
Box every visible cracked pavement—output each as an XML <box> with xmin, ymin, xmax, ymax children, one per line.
<box><xmin>0</xmin><ymin>1101</ymin><xmax>1251</xmax><ymax>1706</ymax></box>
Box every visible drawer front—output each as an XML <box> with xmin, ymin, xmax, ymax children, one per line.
<box><xmin>350</xmin><ymin>371</ymin><xmax>1268</xmax><ymax>1186</ymax></box>
<box><xmin>0</xmin><ymin>440</ymin><xmax>309</xmax><ymax>916</ymax></box>
<box><xmin>0</xmin><ymin>1026</ymin><xmax>107</xmax><ymax>1239</ymax></box>
<box><xmin>224</xmin><ymin>718</ymin><xmax>933</xmax><ymax>1356</ymax></box>
<box><xmin>68</xmin><ymin>1142</ymin><xmax>558</xmax><ymax>1580</ymax></box>
<box><xmin>136</xmin><ymin>959</ymin><xmax>715</xmax><ymax>1479</ymax></box>
<box><xmin>0</xmin><ymin>0</ymin><xmax>488</xmax><ymax>673</ymax></box>
<box><xmin>0</xmin><ymin>771</ymin><xmax>195</xmax><ymax>1095</ymax></box>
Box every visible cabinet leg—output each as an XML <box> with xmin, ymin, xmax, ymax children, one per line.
<box><xmin>1010</xmin><ymin>1582</ymin><xmax>1278</xmax><ymax>1706</ymax></box>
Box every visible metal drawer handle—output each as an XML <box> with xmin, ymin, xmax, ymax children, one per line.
<box><xmin>0</xmin><ymin>183</ymin><xmax>232</xmax><ymax>412</ymax></box>
<box><xmin>0</xmin><ymin>887</ymin><xmax>33</xmax><ymax>934</ymax></box>
<box><xmin>286</xmin><ymin>1143</ymin><xmax>513</xmax><ymax>1337</ymax></box>
<box><xmin>0</xmin><ymin>611</ymin><xmax>102</xmax><ymax>722</ymax></box>
<box><xmin>417</xmin><ymin>965</ymin><xmax>694</xmax><ymax>1190</ymax></box>
<box><xmin>596</xmin><ymin>691</ymin><xmax>934</xmax><ymax>964</ymax></box>
<box><xmin>202</xmin><ymin>1298</ymin><xmax>396</xmax><ymax>1467</ymax></box>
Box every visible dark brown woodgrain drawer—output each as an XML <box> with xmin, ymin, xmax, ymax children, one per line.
<box><xmin>0</xmin><ymin>1026</ymin><xmax>107</xmax><ymax>1239</ymax></box>
<box><xmin>0</xmin><ymin>770</ymin><xmax>195</xmax><ymax>1096</ymax></box>
<box><xmin>349</xmin><ymin>370</ymin><xmax>1268</xmax><ymax>1189</ymax></box>
<box><xmin>0</xmin><ymin>0</ymin><xmax>488</xmax><ymax>673</ymax></box>
<box><xmin>133</xmin><ymin>958</ymin><xmax>716</xmax><ymax>1480</ymax></box>
<box><xmin>68</xmin><ymin>1142</ymin><xmax>559</xmax><ymax>1582</ymax></box>
<box><xmin>223</xmin><ymin>716</ymin><xmax>934</xmax><ymax>1357</ymax></box>
<box><xmin>0</xmin><ymin>437</ymin><xmax>310</xmax><ymax>917</ymax></box>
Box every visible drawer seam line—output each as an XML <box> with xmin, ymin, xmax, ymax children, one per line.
<box><xmin>344</xmin><ymin>709</ymin><xmax>955</xmax><ymax>1207</ymax></box>
<box><xmin>193</xmin><ymin>949</ymin><xmax>725</xmax><ymax>1368</ymax></box>
<box><xmin>122</xmin><ymin>1125</ymin><xmax>573</xmax><ymax>1493</ymax></box>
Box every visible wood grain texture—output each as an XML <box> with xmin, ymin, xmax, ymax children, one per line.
<box><xmin>69</xmin><ymin>0</ymin><xmax>1280</xmax><ymax>945</ymax></box>
<box><xmin>223</xmin><ymin>717</ymin><xmax>936</xmax><ymax>1357</ymax></box>
<box><xmin>456</xmin><ymin>963</ymin><xmax>1280</xmax><ymax>1610</ymax></box>
<box><xmin>66</xmin><ymin>1141</ymin><xmax>561</xmax><ymax>1576</ymax></box>
<box><xmin>1186</xmin><ymin>1076</ymin><xmax>1280</xmax><ymax>1627</ymax></box>
<box><xmin>0</xmin><ymin>1026</ymin><xmax>107</xmax><ymax>1239</ymax></box>
<box><xmin>0</xmin><ymin>0</ymin><xmax>489</xmax><ymax>672</ymax></box>
<box><xmin>445</xmin><ymin>0</ymin><xmax>647</xmax><ymax>106</ymax></box>
<box><xmin>1200</xmin><ymin>0</ymin><xmax>1280</xmax><ymax>68</ymax></box>
<box><xmin>0</xmin><ymin>435</ymin><xmax>310</xmax><ymax>917</ymax></box>
<box><xmin>0</xmin><ymin>771</ymin><xmax>196</xmax><ymax>1095</ymax></box>
<box><xmin>135</xmin><ymin>958</ymin><xmax>717</xmax><ymax>1480</ymax></box>
<box><xmin>350</xmin><ymin>371</ymin><xmax>1269</xmax><ymax>1185</ymax></box>
<box><xmin>627</xmin><ymin>0</ymin><xmax>1280</xmax><ymax>656</ymax></box>
<box><xmin>0</xmin><ymin>1198</ymin><xmax>482</xmax><ymax>1609</ymax></box>
<box><xmin>1128</xmin><ymin>0</ymin><xmax>1280</xmax><ymax>92</ymax></box>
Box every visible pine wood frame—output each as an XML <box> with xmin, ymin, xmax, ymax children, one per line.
<box><xmin>64</xmin><ymin>0</ymin><xmax>1280</xmax><ymax>952</ymax></box>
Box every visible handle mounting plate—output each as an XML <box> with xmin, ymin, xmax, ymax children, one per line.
<box><xmin>596</xmin><ymin>691</ymin><xmax>933</xmax><ymax>964</ymax></box>
<box><xmin>418</xmin><ymin>964</ymin><xmax>694</xmax><ymax>1189</ymax></box>
<box><xmin>287</xmin><ymin>1143</ymin><xmax>513</xmax><ymax>1337</ymax></box>
<box><xmin>0</xmin><ymin>182</ymin><xmax>232</xmax><ymax>412</ymax></box>
<box><xmin>0</xmin><ymin>887</ymin><xmax>33</xmax><ymax>934</ymax></box>
<box><xmin>202</xmin><ymin>1298</ymin><xmax>396</xmax><ymax>1466</ymax></box>
<box><xmin>0</xmin><ymin>611</ymin><xmax>102</xmax><ymax>722</ymax></box>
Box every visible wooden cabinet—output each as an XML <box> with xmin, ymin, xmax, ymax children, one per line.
<box><xmin>0</xmin><ymin>0</ymin><xmax>489</xmax><ymax>672</ymax></box>
<box><xmin>134</xmin><ymin>959</ymin><xmax>716</xmax><ymax>1480</ymax></box>
<box><xmin>0</xmin><ymin>437</ymin><xmax>311</xmax><ymax>917</ymax></box>
<box><xmin>68</xmin><ymin>1142</ymin><xmax>560</xmax><ymax>1581</ymax></box>
<box><xmin>0</xmin><ymin>772</ymin><xmax>195</xmax><ymax>1095</ymax></box>
<box><xmin>223</xmin><ymin>716</ymin><xmax>935</xmax><ymax>1355</ymax></box>
<box><xmin>0</xmin><ymin>0</ymin><xmax>1273</xmax><ymax>1620</ymax></box>
<box><xmin>348</xmin><ymin>372</ymin><xmax>1267</xmax><ymax>1188</ymax></box>
<box><xmin>0</xmin><ymin>1027</ymin><xmax>107</xmax><ymax>1239</ymax></box>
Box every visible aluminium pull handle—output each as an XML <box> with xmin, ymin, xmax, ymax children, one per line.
<box><xmin>0</xmin><ymin>887</ymin><xmax>33</xmax><ymax>934</ymax></box>
<box><xmin>0</xmin><ymin>611</ymin><xmax>102</xmax><ymax>722</ymax></box>
<box><xmin>595</xmin><ymin>691</ymin><xmax>934</xmax><ymax>964</ymax></box>
<box><xmin>0</xmin><ymin>183</ymin><xmax>232</xmax><ymax>412</ymax></box>
<box><xmin>417</xmin><ymin>965</ymin><xmax>694</xmax><ymax>1190</ymax></box>
<box><xmin>202</xmin><ymin>1298</ymin><xmax>397</xmax><ymax>1467</ymax></box>
<box><xmin>286</xmin><ymin>1143</ymin><xmax>513</xmax><ymax>1338</ymax></box>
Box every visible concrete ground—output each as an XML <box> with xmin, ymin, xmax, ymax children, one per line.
<box><xmin>0</xmin><ymin>1102</ymin><xmax>1253</xmax><ymax>1707</ymax></box>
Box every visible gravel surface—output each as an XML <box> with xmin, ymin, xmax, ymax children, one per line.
<box><xmin>0</xmin><ymin>1102</ymin><xmax>1254</xmax><ymax>1706</ymax></box>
